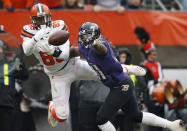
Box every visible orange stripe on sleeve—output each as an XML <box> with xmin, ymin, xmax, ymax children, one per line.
<box><xmin>62</xmin><ymin>24</ymin><xmax>68</xmax><ymax>31</ymax></box>
<box><xmin>21</xmin><ymin>30</ymin><xmax>33</xmax><ymax>38</ymax></box>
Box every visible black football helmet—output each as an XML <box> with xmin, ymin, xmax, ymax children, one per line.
<box><xmin>79</xmin><ymin>22</ymin><xmax>101</xmax><ymax>48</ymax></box>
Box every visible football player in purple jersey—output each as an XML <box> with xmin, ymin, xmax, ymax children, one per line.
<box><xmin>70</xmin><ymin>22</ymin><xmax>185</xmax><ymax>131</ymax></box>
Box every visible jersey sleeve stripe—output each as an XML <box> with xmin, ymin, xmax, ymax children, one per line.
<box><xmin>21</xmin><ymin>33</ymin><xmax>31</xmax><ymax>38</ymax></box>
<box><xmin>22</xmin><ymin>27</ymin><xmax>34</xmax><ymax>36</ymax></box>
<box><xmin>62</xmin><ymin>24</ymin><xmax>68</xmax><ymax>31</ymax></box>
<box><xmin>21</xmin><ymin>30</ymin><xmax>33</xmax><ymax>38</ymax></box>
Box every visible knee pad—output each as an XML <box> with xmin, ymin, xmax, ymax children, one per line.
<box><xmin>130</xmin><ymin>111</ymin><xmax>143</xmax><ymax>123</ymax></box>
<box><xmin>55</xmin><ymin>105</ymin><xmax>69</xmax><ymax>120</ymax></box>
<box><xmin>96</xmin><ymin>115</ymin><xmax>109</xmax><ymax>125</ymax></box>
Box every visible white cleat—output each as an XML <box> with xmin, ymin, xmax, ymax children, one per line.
<box><xmin>167</xmin><ymin>120</ymin><xmax>185</xmax><ymax>131</ymax></box>
<box><xmin>48</xmin><ymin>101</ymin><xmax>58</xmax><ymax>128</ymax></box>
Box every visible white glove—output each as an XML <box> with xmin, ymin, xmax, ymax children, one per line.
<box><xmin>92</xmin><ymin>38</ymin><xmax>102</xmax><ymax>46</ymax></box>
<box><xmin>38</xmin><ymin>42</ymin><xmax>55</xmax><ymax>55</ymax></box>
<box><xmin>33</xmin><ymin>27</ymin><xmax>51</xmax><ymax>42</ymax></box>
<box><xmin>122</xmin><ymin>64</ymin><xmax>146</xmax><ymax>76</ymax></box>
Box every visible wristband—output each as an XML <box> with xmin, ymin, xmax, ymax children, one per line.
<box><xmin>52</xmin><ymin>47</ymin><xmax>62</xmax><ymax>57</ymax></box>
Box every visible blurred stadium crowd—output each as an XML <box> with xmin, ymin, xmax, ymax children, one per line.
<box><xmin>0</xmin><ymin>0</ymin><xmax>187</xmax><ymax>131</ymax></box>
<box><xmin>0</xmin><ymin>0</ymin><xmax>187</xmax><ymax>11</ymax></box>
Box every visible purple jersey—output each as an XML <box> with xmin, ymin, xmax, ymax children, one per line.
<box><xmin>78</xmin><ymin>38</ymin><xmax>126</xmax><ymax>88</ymax></box>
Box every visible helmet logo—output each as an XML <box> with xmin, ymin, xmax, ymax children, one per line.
<box><xmin>90</xmin><ymin>26</ymin><xmax>96</xmax><ymax>38</ymax></box>
<box><xmin>90</xmin><ymin>26</ymin><xmax>95</xmax><ymax>31</ymax></box>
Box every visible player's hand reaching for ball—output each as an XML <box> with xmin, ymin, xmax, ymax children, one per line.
<box><xmin>33</xmin><ymin>28</ymin><xmax>51</xmax><ymax>42</ymax></box>
<box><xmin>92</xmin><ymin>38</ymin><xmax>108</xmax><ymax>55</ymax></box>
<box><xmin>92</xmin><ymin>38</ymin><xmax>102</xmax><ymax>47</ymax></box>
<box><xmin>38</xmin><ymin>42</ymin><xmax>55</xmax><ymax>56</ymax></box>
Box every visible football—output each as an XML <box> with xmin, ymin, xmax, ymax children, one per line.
<box><xmin>48</xmin><ymin>30</ymin><xmax>69</xmax><ymax>46</ymax></box>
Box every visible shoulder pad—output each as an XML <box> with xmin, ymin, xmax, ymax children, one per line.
<box><xmin>21</xmin><ymin>24</ymin><xmax>36</xmax><ymax>38</ymax></box>
<box><xmin>52</xmin><ymin>20</ymin><xmax>69</xmax><ymax>32</ymax></box>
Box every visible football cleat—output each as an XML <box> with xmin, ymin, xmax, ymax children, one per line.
<box><xmin>167</xmin><ymin>120</ymin><xmax>185</xmax><ymax>131</ymax></box>
<box><xmin>48</xmin><ymin>101</ymin><xmax>58</xmax><ymax>128</ymax></box>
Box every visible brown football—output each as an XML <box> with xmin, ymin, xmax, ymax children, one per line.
<box><xmin>48</xmin><ymin>30</ymin><xmax>69</xmax><ymax>46</ymax></box>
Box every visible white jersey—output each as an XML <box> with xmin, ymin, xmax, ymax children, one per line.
<box><xmin>21</xmin><ymin>20</ymin><xmax>100</xmax><ymax>122</ymax></box>
<box><xmin>21</xmin><ymin>20</ymin><xmax>70</xmax><ymax>74</ymax></box>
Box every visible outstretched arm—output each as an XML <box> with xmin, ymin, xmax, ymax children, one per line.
<box><xmin>22</xmin><ymin>28</ymin><xmax>51</xmax><ymax>56</ymax></box>
<box><xmin>70</xmin><ymin>46</ymin><xmax>82</xmax><ymax>58</ymax></box>
<box><xmin>122</xmin><ymin>64</ymin><xmax>146</xmax><ymax>76</ymax></box>
<box><xmin>92</xmin><ymin>39</ymin><xmax>107</xmax><ymax>55</ymax></box>
<box><xmin>22</xmin><ymin>37</ymin><xmax>36</xmax><ymax>56</ymax></box>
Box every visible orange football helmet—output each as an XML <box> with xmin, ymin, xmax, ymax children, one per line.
<box><xmin>30</xmin><ymin>3</ymin><xmax>52</xmax><ymax>29</ymax></box>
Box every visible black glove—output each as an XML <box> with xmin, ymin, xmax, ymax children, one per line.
<box><xmin>134</xmin><ymin>27</ymin><xmax>150</xmax><ymax>44</ymax></box>
<box><xmin>13</xmin><ymin>63</ymin><xmax>29</xmax><ymax>81</ymax></box>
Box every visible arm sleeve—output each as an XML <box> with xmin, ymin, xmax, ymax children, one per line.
<box><xmin>122</xmin><ymin>65</ymin><xmax>146</xmax><ymax>76</ymax></box>
<box><xmin>22</xmin><ymin>37</ymin><xmax>36</xmax><ymax>56</ymax></box>
<box><xmin>56</xmin><ymin>40</ymin><xmax>70</xmax><ymax>61</ymax></box>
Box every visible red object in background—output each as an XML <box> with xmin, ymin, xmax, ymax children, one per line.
<box><xmin>143</xmin><ymin>61</ymin><xmax>161</xmax><ymax>81</ymax></box>
<box><xmin>169</xmin><ymin>80</ymin><xmax>185</xmax><ymax>96</ymax></box>
<box><xmin>38</xmin><ymin>0</ymin><xmax>62</xmax><ymax>8</ymax></box>
<box><xmin>142</xmin><ymin>41</ymin><xmax>156</xmax><ymax>53</ymax></box>
<box><xmin>169</xmin><ymin>93</ymin><xmax>187</xmax><ymax>109</ymax></box>
<box><xmin>169</xmin><ymin>88</ymin><xmax>187</xmax><ymax>109</ymax></box>
<box><xmin>151</xmin><ymin>81</ymin><xmax>174</xmax><ymax>105</ymax></box>
<box><xmin>1</xmin><ymin>0</ymin><xmax>34</xmax><ymax>9</ymax></box>
<box><xmin>1</xmin><ymin>11</ymin><xmax>187</xmax><ymax>45</ymax></box>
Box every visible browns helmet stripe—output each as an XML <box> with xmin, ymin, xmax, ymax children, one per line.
<box><xmin>34</xmin><ymin>3</ymin><xmax>45</xmax><ymax>15</ymax></box>
<box><xmin>36</xmin><ymin>4</ymin><xmax>40</xmax><ymax>14</ymax></box>
<box><xmin>41</xmin><ymin>4</ymin><xmax>44</xmax><ymax>13</ymax></box>
<box><xmin>38</xmin><ymin>4</ymin><xmax>42</xmax><ymax>14</ymax></box>
<box><xmin>31</xmin><ymin>3</ymin><xmax>50</xmax><ymax>16</ymax></box>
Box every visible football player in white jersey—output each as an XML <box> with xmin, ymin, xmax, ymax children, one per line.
<box><xmin>21</xmin><ymin>3</ymin><xmax>146</xmax><ymax>128</ymax></box>
<box><xmin>21</xmin><ymin>3</ymin><xmax>100</xmax><ymax>128</ymax></box>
